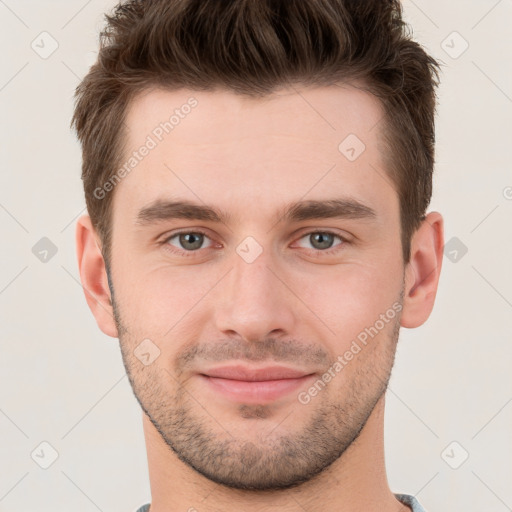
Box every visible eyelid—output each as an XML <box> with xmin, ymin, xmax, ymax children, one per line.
<box><xmin>292</xmin><ymin>226</ymin><xmax>351</xmax><ymax>242</ymax></box>
<box><xmin>159</xmin><ymin>227</ymin><xmax>350</xmax><ymax>256</ymax></box>
<box><xmin>161</xmin><ymin>228</ymin><xmax>217</xmax><ymax>250</ymax></box>
<box><xmin>292</xmin><ymin>230</ymin><xmax>346</xmax><ymax>249</ymax></box>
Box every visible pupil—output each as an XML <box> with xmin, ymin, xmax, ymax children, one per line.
<box><xmin>312</xmin><ymin>233</ymin><xmax>333</xmax><ymax>249</ymax></box>
<box><xmin>177</xmin><ymin>233</ymin><xmax>334</xmax><ymax>251</ymax></box>
<box><xmin>180</xmin><ymin>233</ymin><xmax>203</xmax><ymax>250</ymax></box>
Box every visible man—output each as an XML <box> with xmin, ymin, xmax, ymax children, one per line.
<box><xmin>72</xmin><ymin>1</ymin><xmax>444</xmax><ymax>511</ymax></box>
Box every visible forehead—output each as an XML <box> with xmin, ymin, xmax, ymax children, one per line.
<box><xmin>113</xmin><ymin>84</ymin><xmax>394</xmax><ymax>225</ymax></box>
<box><xmin>125</xmin><ymin>84</ymin><xmax>383</xmax><ymax>147</ymax></box>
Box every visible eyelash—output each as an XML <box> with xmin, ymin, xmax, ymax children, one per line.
<box><xmin>159</xmin><ymin>229</ymin><xmax>348</xmax><ymax>258</ymax></box>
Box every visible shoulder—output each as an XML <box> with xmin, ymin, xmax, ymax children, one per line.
<box><xmin>395</xmin><ymin>493</ymin><xmax>428</xmax><ymax>512</ymax></box>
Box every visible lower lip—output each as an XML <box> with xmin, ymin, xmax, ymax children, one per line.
<box><xmin>199</xmin><ymin>374</ymin><xmax>315</xmax><ymax>403</ymax></box>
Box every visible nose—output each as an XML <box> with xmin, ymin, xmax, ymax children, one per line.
<box><xmin>213</xmin><ymin>246</ymin><xmax>297</xmax><ymax>343</ymax></box>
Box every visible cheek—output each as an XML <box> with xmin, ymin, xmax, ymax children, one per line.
<box><xmin>295</xmin><ymin>259</ymin><xmax>403</xmax><ymax>342</ymax></box>
<box><xmin>114</xmin><ymin>262</ymin><xmax>222</xmax><ymax>335</ymax></box>
<box><xmin>113</xmin><ymin>240</ymin><xmax>404</xmax><ymax>344</ymax></box>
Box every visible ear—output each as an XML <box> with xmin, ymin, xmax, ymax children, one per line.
<box><xmin>400</xmin><ymin>211</ymin><xmax>444</xmax><ymax>328</ymax></box>
<box><xmin>75</xmin><ymin>214</ymin><xmax>118</xmax><ymax>338</ymax></box>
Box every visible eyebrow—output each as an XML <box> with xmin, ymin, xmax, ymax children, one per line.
<box><xmin>135</xmin><ymin>197</ymin><xmax>377</xmax><ymax>226</ymax></box>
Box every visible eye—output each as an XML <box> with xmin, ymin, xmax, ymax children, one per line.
<box><xmin>165</xmin><ymin>230</ymin><xmax>213</xmax><ymax>252</ymax></box>
<box><xmin>160</xmin><ymin>229</ymin><xmax>347</xmax><ymax>258</ymax></box>
<box><xmin>295</xmin><ymin>231</ymin><xmax>345</xmax><ymax>252</ymax></box>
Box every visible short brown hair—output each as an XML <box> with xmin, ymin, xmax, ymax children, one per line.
<box><xmin>71</xmin><ymin>0</ymin><xmax>440</xmax><ymax>266</ymax></box>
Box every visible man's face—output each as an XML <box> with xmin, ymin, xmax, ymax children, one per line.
<box><xmin>108</xmin><ymin>85</ymin><xmax>405</xmax><ymax>490</ymax></box>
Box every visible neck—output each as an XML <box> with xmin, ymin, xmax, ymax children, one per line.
<box><xmin>142</xmin><ymin>395</ymin><xmax>409</xmax><ymax>512</ymax></box>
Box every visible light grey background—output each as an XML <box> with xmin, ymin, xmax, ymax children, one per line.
<box><xmin>1</xmin><ymin>1</ymin><xmax>511</xmax><ymax>511</ymax></box>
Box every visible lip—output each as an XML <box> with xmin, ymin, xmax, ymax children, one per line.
<box><xmin>199</xmin><ymin>365</ymin><xmax>316</xmax><ymax>403</ymax></box>
<box><xmin>203</xmin><ymin>365</ymin><xmax>312</xmax><ymax>381</ymax></box>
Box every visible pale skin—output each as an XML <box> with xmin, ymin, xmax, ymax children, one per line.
<box><xmin>76</xmin><ymin>84</ymin><xmax>444</xmax><ymax>512</ymax></box>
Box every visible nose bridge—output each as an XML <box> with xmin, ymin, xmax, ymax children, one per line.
<box><xmin>214</xmin><ymin>237</ymin><xmax>296</xmax><ymax>341</ymax></box>
<box><xmin>232</xmin><ymin>246</ymin><xmax>274</xmax><ymax>302</ymax></box>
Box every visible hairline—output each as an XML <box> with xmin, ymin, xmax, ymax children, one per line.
<box><xmin>99</xmin><ymin>80</ymin><xmax>410</xmax><ymax>269</ymax></box>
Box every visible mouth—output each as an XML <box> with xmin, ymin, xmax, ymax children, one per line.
<box><xmin>198</xmin><ymin>365</ymin><xmax>316</xmax><ymax>404</ymax></box>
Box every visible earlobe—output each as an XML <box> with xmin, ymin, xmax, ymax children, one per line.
<box><xmin>400</xmin><ymin>212</ymin><xmax>444</xmax><ymax>328</ymax></box>
<box><xmin>75</xmin><ymin>214</ymin><xmax>119</xmax><ymax>338</ymax></box>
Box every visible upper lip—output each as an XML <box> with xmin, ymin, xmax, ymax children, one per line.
<box><xmin>201</xmin><ymin>365</ymin><xmax>313</xmax><ymax>382</ymax></box>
